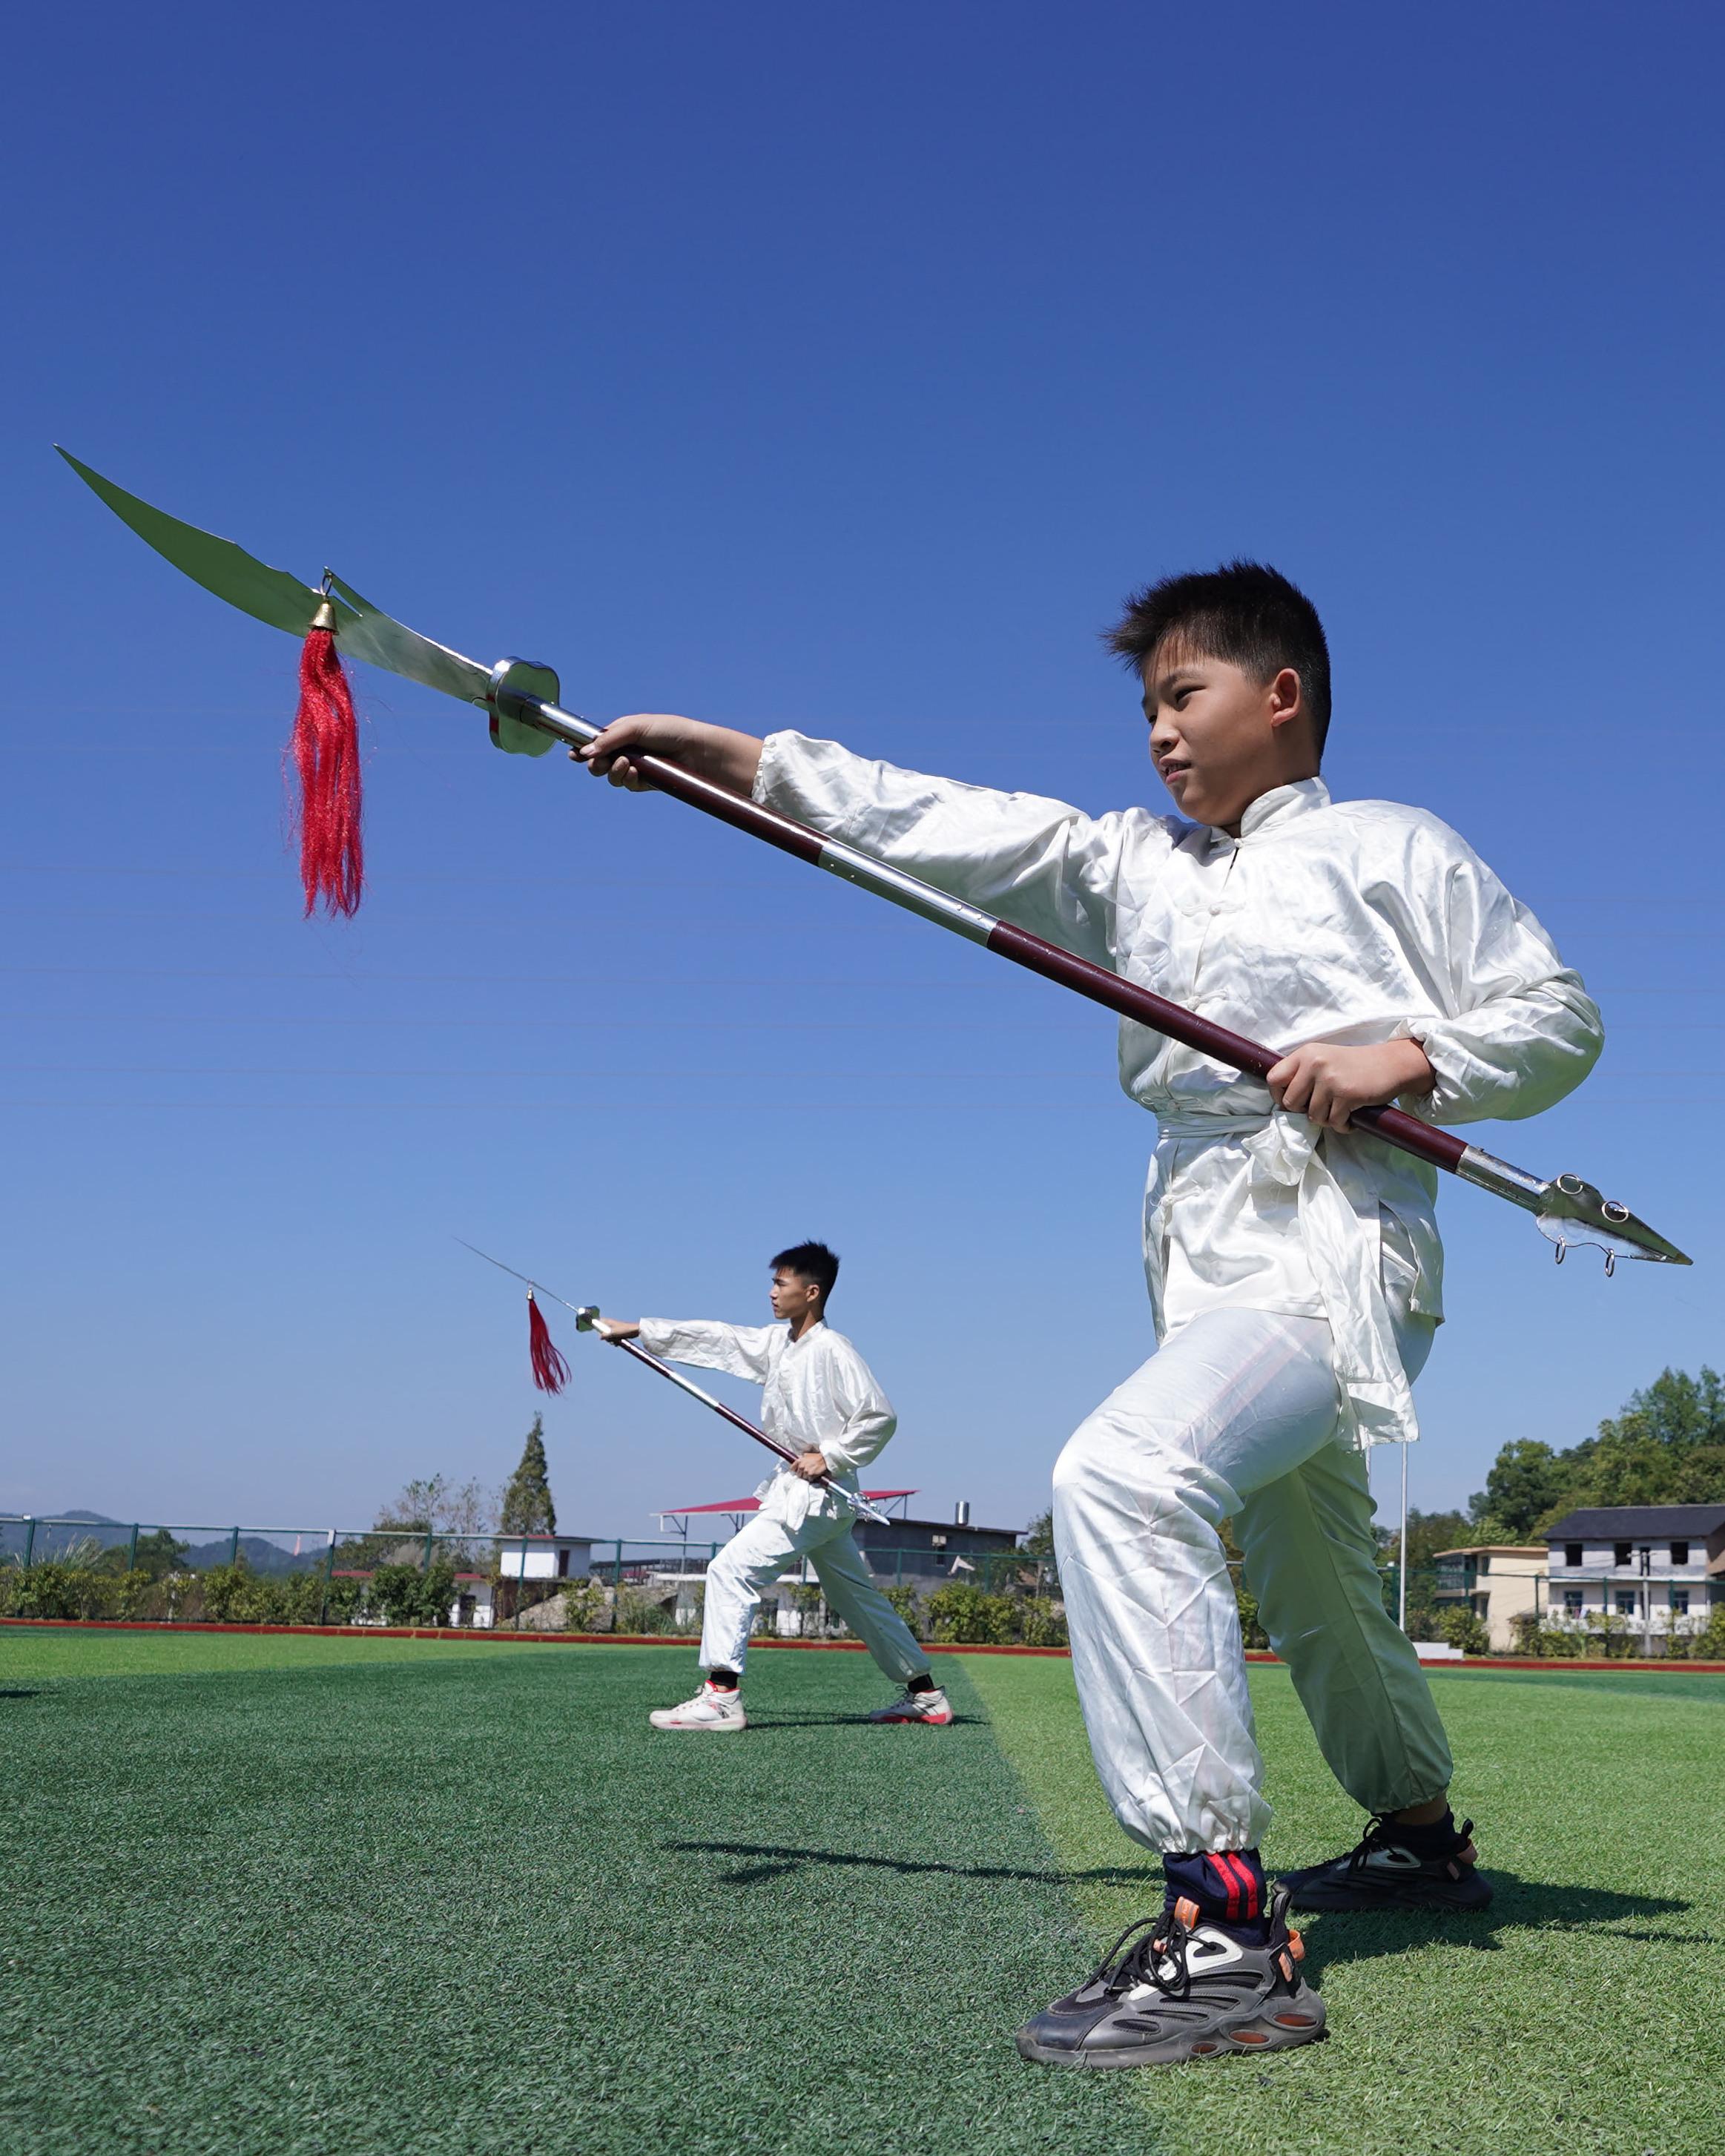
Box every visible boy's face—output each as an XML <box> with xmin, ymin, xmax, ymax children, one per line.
<box><xmin>769</xmin><ymin>1267</ymin><xmax>822</xmax><ymax>1325</ymax></box>
<box><xmin>1141</xmin><ymin>641</ymin><xmax>1312</xmax><ymax>832</ymax></box>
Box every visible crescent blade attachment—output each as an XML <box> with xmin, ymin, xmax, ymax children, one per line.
<box><xmin>58</xmin><ymin>446</ymin><xmax>332</xmax><ymax>639</ymax></box>
<box><xmin>59</xmin><ymin>450</ymin><xmax>496</xmax><ymax>707</ymax></box>
<box><xmin>1456</xmin><ymin>1147</ymin><xmax>1691</xmax><ymax>1272</ymax></box>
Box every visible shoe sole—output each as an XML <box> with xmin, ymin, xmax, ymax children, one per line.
<box><xmin>1016</xmin><ymin>2000</ymin><xmax>1327</xmax><ymax>2068</ymax></box>
<box><xmin>647</xmin><ymin>1718</ymin><xmax>748</xmax><ymax>1733</ymax></box>
<box><xmin>1282</xmin><ymin>1876</ymin><xmax>1491</xmax><ymax>1913</ymax></box>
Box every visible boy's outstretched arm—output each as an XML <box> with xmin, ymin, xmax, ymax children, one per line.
<box><xmin>579</xmin><ymin>715</ymin><xmax>1148</xmax><ymax>969</ymax></box>
<box><xmin>579</xmin><ymin>715</ymin><xmax>762</xmax><ymax>796</ymax></box>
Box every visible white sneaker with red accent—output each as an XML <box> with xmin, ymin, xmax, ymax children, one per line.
<box><xmin>869</xmin><ymin>1685</ymin><xmax>952</xmax><ymax>1725</ymax></box>
<box><xmin>649</xmin><ymin>1683</ymin><xmax>748</xmax><ymax>1732</ymax></box>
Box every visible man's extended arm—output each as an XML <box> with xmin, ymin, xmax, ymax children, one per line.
<box><xmin>610</xmin><ymin>1316</ymin><xmax>781</xmax><ymax>1384</ymax></box>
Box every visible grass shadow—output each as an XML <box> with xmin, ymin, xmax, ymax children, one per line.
<box><xmin>0</xmin><ymin>1689</ymin><xmax>42</xmax><ymax>1700</ymax></box>
<box><xmin>1293</xmin><ymin>1873</ymin><xmax>1701</xmax><ymax>1979</ymax></box>
<box><xmin>733</xmin><ymin>1711</ymin><xmax>983</xmax><ymax>1731</ymax></box>
<box><xmin>668</xmin><ymin>1836</ymin><xmax>1152</xmax><ymax>1890</ymax></box>
<box><xmin>673</xmin><ymin>1841</ymin><xmax>1703</xmax><ymax>1982</ymax></box>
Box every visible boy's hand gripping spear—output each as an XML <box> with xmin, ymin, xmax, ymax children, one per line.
<box><xmin>65</xmin><ymin>452</ymin><xmax>1689</xmax><ymax>1274</ymax></box>
<box><xmin>456</xmin><ymin>1242</ymin><xmax>894</xmax><ymax>1528</ymax></box>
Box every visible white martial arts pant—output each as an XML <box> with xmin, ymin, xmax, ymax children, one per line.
<box><xmin>1053</xmin><ymin>1306</ymin><xmax>1452</xmax><ymax>1855</ymax></box>
<box><xmin>699</xmin><ymin>1507</ymin><xmax>931</xmax><ymax>1685</ymax></box>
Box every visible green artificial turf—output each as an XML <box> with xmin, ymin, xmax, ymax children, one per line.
<box><xmin>967</xmin><ymin>1655</ymin><xmax>1725</xmax><ymax>2155</ymax></box>
<box><xmin>0</xmin><ymin>1634</ymin><xmax>1145</xmax><ymax>2156</ymax></box>
<box><xmin>5</xmin><ymin>1634</ymin><xmax>1721</xmax><ymax>2156</ymax></box>
<box><xmin>0</xmin><ymin>1627</ymin><xmax>520</xmax><ymax>1682</ymax></box>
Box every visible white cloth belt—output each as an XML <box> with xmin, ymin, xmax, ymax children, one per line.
<box><xmin>1155</xmin><ymin>1112</ymin><xmax>1418</xmax><ymax>1450</ymax></box>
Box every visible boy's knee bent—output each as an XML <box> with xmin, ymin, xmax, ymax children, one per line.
<box><xmin>1052</xmin><ymin>1416</ymin><xmax>1115</xmax><ymax>1517</ymax></box>
<box><xmin>708</xmin><ymin>1548</ymin><xmax>755</xmax><ymax>1599</ymax></box>
<box><xmin>1053</xmin><ymin>1413</ymin><xmax>1184</xmax><ymax>1523</ymax></box>
<box><xmin>1054</xmin><ymin>1408</ymin><xmax>1228</xmax><ymax>1554</ymax></box>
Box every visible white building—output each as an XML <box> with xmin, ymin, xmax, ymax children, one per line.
<box><xmin>1543</xmin><ymin>1504</ymin><xmax>1725</xmax><ymax>1646</ymax></box>
<box><xmin>1431</xmin><ymin>1545</ymin><xmax>1547</xmax><ymax>1652</ymax></box>
<box><xmin>451</xmin><ymin>1534</ymin><xmax>596</xmax><ymax>1628</ymax></box>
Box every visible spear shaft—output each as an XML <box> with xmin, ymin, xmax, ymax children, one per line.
<box><xmin>487</xmin><ymin>679</ymin><xmax>1682</xmax><ymax>1267</ymax></box>
<box><xmin>59</xmin><ymin>452</ymin><xmax>1689</xmax><ymax>1269</ymax></box>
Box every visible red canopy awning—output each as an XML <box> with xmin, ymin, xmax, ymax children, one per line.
<box><xmin>657</xmin><ymin>1489</ymin><xmax>916</xmax><ymax>1519</ymax></box>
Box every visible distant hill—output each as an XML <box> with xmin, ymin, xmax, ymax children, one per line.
<box><xmin>1</xmin><ymin>1511</ymin><xmax>314</xmax><ymax>1575</ymax></box>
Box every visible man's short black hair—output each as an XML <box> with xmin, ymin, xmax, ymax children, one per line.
<box><xmin>1105</xmin><ymin>561</ymin><xmax>1331</xmax><ymax>754</ymax></box>
<box><xmin>771</xmin><ymin>1241</ymin><xmax>840</xmax><ymax>1302</ymax></box>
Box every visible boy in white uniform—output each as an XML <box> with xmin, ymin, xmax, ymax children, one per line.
<box><xmin>594</xmin><ymin>1242</ymin><xmax>950</xmax><ymax>1733</ymax></box>
<box><xmin>578</xmin><ymin>565</ymin><xmax>1602</xmax><ymax>2065</ymax></box>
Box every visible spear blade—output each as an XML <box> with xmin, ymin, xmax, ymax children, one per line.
<box><xmin>58</xmin><ymin>449</ymin><xmax>494</xmax><ymax>705</ymax></box>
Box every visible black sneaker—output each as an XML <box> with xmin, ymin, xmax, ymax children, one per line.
<box><xmin>1015</xmin><ymin>1887</ymin><xmax>1325</xmax><ymax>2068</ymax></box>
<box><xmin>1280</xmin><ymin>1815</ymin><xmax>1491</xmax><ymax>1913</ymax></box>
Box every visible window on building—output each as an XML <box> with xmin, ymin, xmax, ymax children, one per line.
<box><xmin>1563</xmin><ymin>1590</ymin><xmax>1583</xmax><ymax>1615</ymax></box>
<box><xmin>1615</xmin><ymin>1591</ymin><xmax>1637</xmax><ymax>1615</ymax></box>
<box><xmin>1670</xmin><ymin>1589</ymin><xmax>1690</xmax><ymax>1615</ymax></box>
<box><xmin>1671</xmin><ymin>1540</ymin><xmax>1690</xmax><ymax>1566</ymax></box>
<box><xmin>1477</xmin><ymin>1553</ymin><xmax>1491</xmax><ymax>1574</ymax></box>
<box><xmin>1565</xmin><ymin>1543</ymin><xmax>1582</xmax><ymax>1566</ymax></box>
<box><xmin>1614</xmin><ymin>1542</ymin><xmax>1632</xmax><ymax>1566</ymax></box>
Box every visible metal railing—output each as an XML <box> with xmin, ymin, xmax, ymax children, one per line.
<box><xmin>8</xmin><ymin>1515</ymin><xmax>1573</xmax><ymax>1647</ymax></box>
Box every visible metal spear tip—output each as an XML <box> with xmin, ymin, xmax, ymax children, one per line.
<box><xmin>1537</xmin><ymin>1173</ymin><xmax>1692</xmax><ymax>1270</ymax></box>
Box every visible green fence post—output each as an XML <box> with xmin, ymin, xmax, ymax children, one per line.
<box><xmin>423</xmin><ymin>1529</ymin><xmax>434</xmax><ymax>1572</ymax></box>
<box><xmin>126</xmin><ymin>1522</ymin><xmax>140</xmax><ymax>1572</ymax></box>
<box><xmin>21</xmin><ymin>1517</ymin><xmax>35</xmax><ymax>1570</ymax></box>
<box><xmin>320</xmin><ymin>1532</ymin><xmax>337</xmax><ymax>1626</ymax></box>
<box><xmin>228</xmin><ymin>1526</ymin><xmax>240</xmax><ymax>1567</ymax></box>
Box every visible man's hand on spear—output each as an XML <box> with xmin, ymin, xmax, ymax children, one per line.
<box><xmin>579</xmin><ymin>713</ymin><xmax>762</xmax><ymax>795</ymax></box>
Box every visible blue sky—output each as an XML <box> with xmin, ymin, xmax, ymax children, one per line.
<box><xmin>2</xmin><ymin>1</ymin><xmax>1719</xmax><ymax>1543</ymax></box>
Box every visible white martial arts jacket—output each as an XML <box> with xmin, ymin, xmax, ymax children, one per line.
<box><xmin>753</xmin><ymin>736</ymin><xmax>1605</xmax><ymax>1448</ymax></box>
<box><xmin>635</xmin><ymin>1316</ymin><xmax>897</xmax><ymax>1522</ymax></box>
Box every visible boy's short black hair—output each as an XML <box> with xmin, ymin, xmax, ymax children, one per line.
<box><xmin>1105</xmin><ymin>561</ymin><xmax>1331</xmax><ymax>753</ymax></box>
<box><xmin>771</xmin><ymin>1241</ymin><xmax>840</xmax><ymax>1302</ymax></box>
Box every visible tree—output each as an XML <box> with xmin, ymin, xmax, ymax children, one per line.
<box><xmin>375</xmin><ymin>1476</ymin><xmax>448</xmax><ymax>1532</ymax></box>
<box><xmin>1020</xmin><ymin>1509</ymin><xmax>1055</xmax><ymax>1557</ymax></box>
<box><xmin>1466</xmin><ymin>1366</ymin><xmax>1725</xmax><ymax>1540</ymax></box>
<box><xmin>374</xmin><ymin>1474</ymin><xmax>497</xmax><ymax>1539</ymax></box>
<box><xmin>1468</xmin><ymin>1440</ymin><xmax>1566</xmax><ymax>1540</ymax></box>
<box><xmin>96</xmin><ymin>1528</ymin><xmax>188</xmax><ymax>1581</ymax></box>
<box><xmin>131</xmin><ymin>1527</ymin><xmax>191</xmax><ymax>1581</ymax></box>
<box><xmin>499</xmin><ymin>1414</ymin><xmax>557</xmax><ymax>1536</ymax></box>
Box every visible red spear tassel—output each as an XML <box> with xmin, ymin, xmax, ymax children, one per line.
<box><xmin>290</xmin><ymin>605</ymin><xmax>364</xmax><ymax>917</ymax></box>
<box><xmin>527</xmin><ymin>1290</ymin><xmax>570</xmax><ymax>1395</ymax></box>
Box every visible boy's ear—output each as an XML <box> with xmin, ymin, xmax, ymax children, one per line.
<box><xmin>1266</xmin><ymin>667</ymin><xmax>1305</xmax><ymax>733</ymax></box>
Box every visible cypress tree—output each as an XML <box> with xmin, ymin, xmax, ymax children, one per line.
<box><xmin>500</xmin><ymin>1413</ymin><xmax>557</xmax><ymax>1536</ymax></box>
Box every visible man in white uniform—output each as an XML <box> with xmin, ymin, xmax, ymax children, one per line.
<box><xmin>577</xmin><ymin>565</ymin><xmax>1603</xmax><ymax>2065</ymax></box>
<box><xmin>593</xmin><ymin>1241</ymin><xmax>949</xmax><ymax>1733</ymax></box>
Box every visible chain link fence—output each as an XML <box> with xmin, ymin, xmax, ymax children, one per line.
<box><xmin>0</xmin><ymin>1511</ymin><xmax>1511</xmax><ymax>1649</ymax></box>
